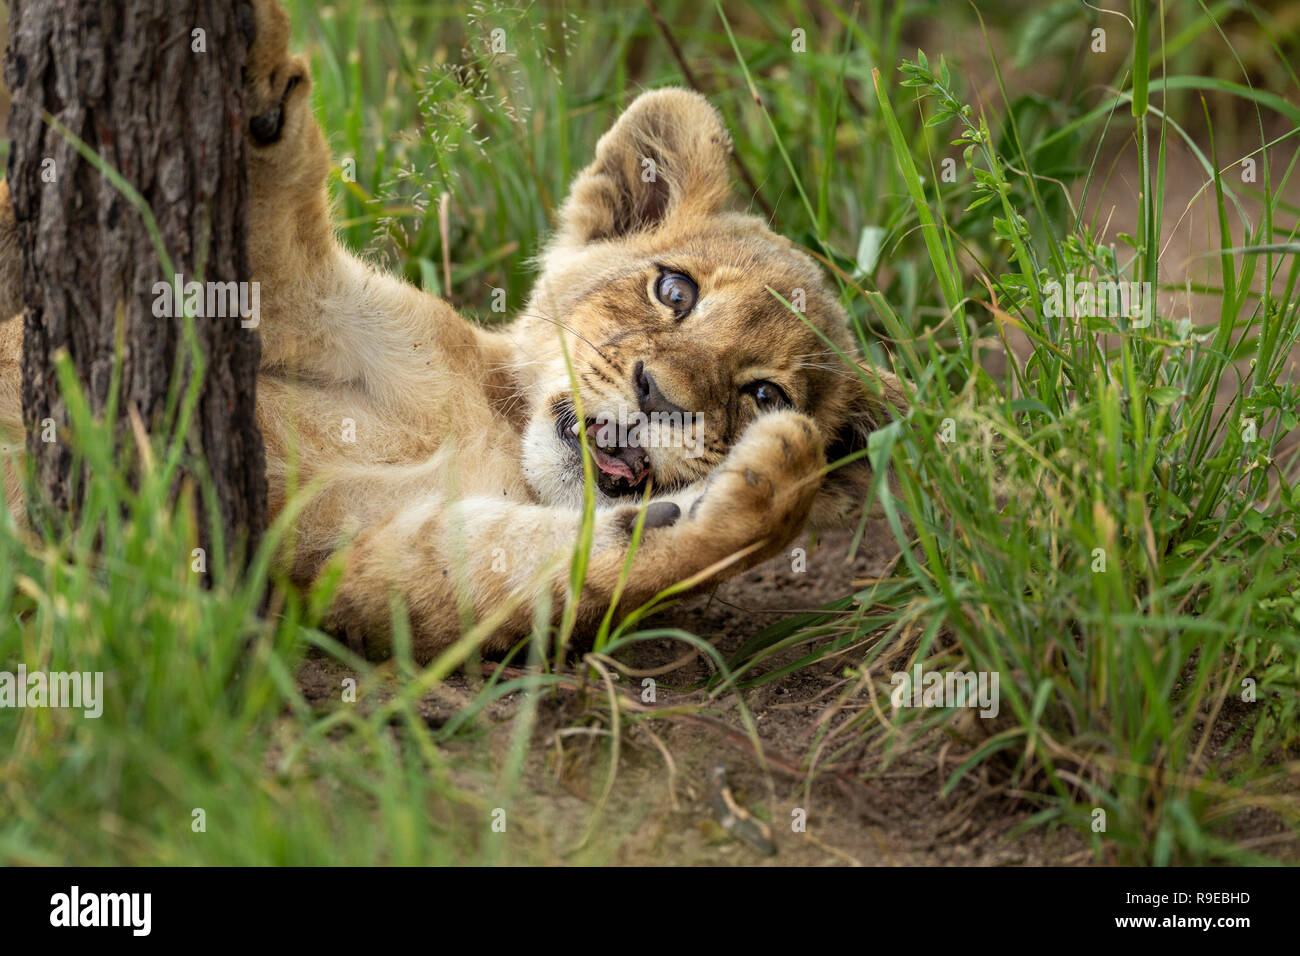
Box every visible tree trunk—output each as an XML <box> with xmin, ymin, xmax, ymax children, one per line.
<box><xmin>4</xmin><ymin>0</ymin><xmax>265</xmax><ymax>565</ymax></box>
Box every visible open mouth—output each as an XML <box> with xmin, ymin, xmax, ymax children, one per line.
<box><xmin>556</xmin><ymin>404</ymin><xmax>651</xmax><ymax>498</ymax></box>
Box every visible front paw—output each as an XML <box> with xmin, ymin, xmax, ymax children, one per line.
<box><xmin>687</xmin><ymin>409</ymin><xmax>826</xmax><ymax>557</ymax></box>
<box><xmin>242</xmin><ymin>1</ymin><xmax>312</xmax><ymax>149</ymax></box>
<box><xmin>240</xmin><ymin>0</ymin><xmax>332</xmax><ymax>268</ymax></box>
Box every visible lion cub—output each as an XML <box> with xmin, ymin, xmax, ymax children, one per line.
<box><xmin>0</xmin><ymin>0</ymin><xmax>906</xmax><ymax>660</ymax></box>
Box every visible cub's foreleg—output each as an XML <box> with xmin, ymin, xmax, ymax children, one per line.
<box><xmin>241</xmin><ymin>0</ymin><xmax>481</xmax><ymax>410</ymax></box>
<box><xmin>325</xmin><ymin>411</ymin><xmax>826</xmax><ymax>661</ymax></box>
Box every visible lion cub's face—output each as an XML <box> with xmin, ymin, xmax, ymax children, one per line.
<box><xmin>514</xmin><ymin>90</ymin><xmax>904</xmax><ymax>526</ymax></box>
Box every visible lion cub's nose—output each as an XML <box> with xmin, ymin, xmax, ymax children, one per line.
<box><xmin>633</xmin><ymin>360</ymin><xmax>687</xmax><ymax>417</ymax></box>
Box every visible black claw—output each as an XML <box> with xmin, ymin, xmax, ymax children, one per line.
<box><xmin>643</xmin><ymin>501</ymin><xmax>681</xmax><ymax>529</ymax></box>
<box><xmin>250</xmin><ymin>106</ymin><xmax>284</xmax><ymax>145</ymax></box>
<box><xmin>250</xmin><ymin>74</ymin><xmax>301</xmax><ymax>147</ymax></box>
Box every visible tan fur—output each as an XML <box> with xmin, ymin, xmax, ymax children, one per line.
<box><xmin>0</xmin><ymin>1</ymin><xmax>907</xmax><ymax>661</ymax></box>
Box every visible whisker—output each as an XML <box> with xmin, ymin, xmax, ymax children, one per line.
<box><xmin>513</xmin><ymin>308</ymin><xmax>616</xmax><ymax>367</ymax></box>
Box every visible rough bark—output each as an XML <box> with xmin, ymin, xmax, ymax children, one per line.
<box><xmin>5</xmin><ymin>0</ymin><xmax>265</xmax><ymax>563</ymax></box>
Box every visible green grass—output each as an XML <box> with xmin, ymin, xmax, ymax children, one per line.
<box><xmin>2</xmin><ymin>0</ymin><xmax>1299</xmax><ymax>864</ymax></box>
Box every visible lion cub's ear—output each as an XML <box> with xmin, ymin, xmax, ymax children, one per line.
<box><xmin>810</xmin><ymin>366</ymin><xmax>910</xmax><ymax>528</ymax></box>
<box><xmin>555</xmin><ymin>88</ymin><xmax>732</xmax><ymax>247</ymax></box>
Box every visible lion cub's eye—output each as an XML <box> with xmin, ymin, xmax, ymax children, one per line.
<box><xmin>742</xmin><ymin>381</ymin><xmax>792</xmax><ymax>410</ymax></box>
<box><xmin>654</xmin><ymin>272</ymin><xmax>698</xmax><ymax>314</ymax></box>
